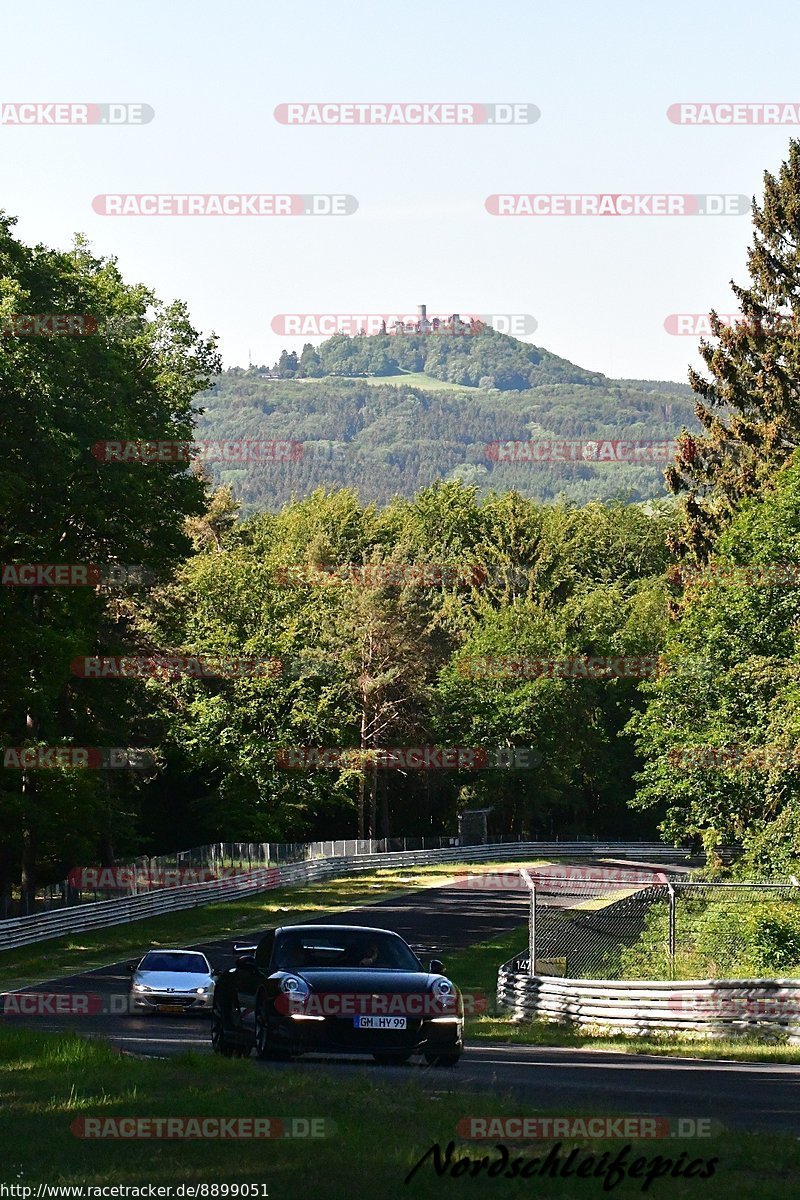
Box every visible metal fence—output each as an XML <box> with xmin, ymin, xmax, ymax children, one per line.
<box><xmin>14</xmin><ymin>836</ymin><xmax>694</xmax><ymax>916</ymax></box>
<box><xmin>513</xmin><ymin>876</ymin><xmax>800</xmax><ymax>981</ymax></box>
<box><xmin>20</xmin><ymin>837</ymin><xmax>463</xmax><ymax>915</ymax></box>
<box><xmin>497</xmin><ymin>873</ymin><xmax>800</xmax><ymax>1036</ymax></box>
<box><xmin>0</xmin><ymin>842</ymin><xmax>700</xmax><ymax>949</ymax></box>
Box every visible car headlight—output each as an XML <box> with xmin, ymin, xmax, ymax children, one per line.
<box><xmin>280</xmin><ymin>975</ymin><xmax>309</xmax><ymax>996</ymax></box>
<box><xmin>196</xmin><ymin>987</ymin><xmax>208</xmax><ymax>994</ymax></box>
<box><xmin>132</xmin><ymin>983</ymin><xmax>151</xmax><ymax>993</ymax></box>
<box><xmin>431</xmin><ymin>978</ymin><xmax>457</xmax><ymax>1010</ymax></box>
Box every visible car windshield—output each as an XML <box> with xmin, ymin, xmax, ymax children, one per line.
<box><xmin>138</xmin><ymin>951</ymin><xmax>209</xmax><ymax>973</ymax></box>
<box><xmin>272</xmin><ymin>930</ymin><xmax>420</xmax><ymax>971</ymax></box>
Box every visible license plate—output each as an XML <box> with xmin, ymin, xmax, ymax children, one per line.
<box><xmin>158</xmin><ymin>1004</ymin><xmax>184</xmax><ymax>1014</ymax></box>
<box><xmin>354</xmin><ymin>1015</ymin><xmax>407</xmax><ymax>1030</ymax></box>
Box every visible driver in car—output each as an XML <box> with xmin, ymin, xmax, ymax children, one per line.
<box><xmin>357</xmin><ymin>940</ymin><xmax>380</xmax><ymax>966</ymax></box>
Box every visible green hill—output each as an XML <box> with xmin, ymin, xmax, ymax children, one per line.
<box><xmin>194</xmin><ymin>329</ymin><xmax>697</xmax><ymax>511</ymax></box>
<box><xmin>273</xmin><ymin>326</ymin><xmax>609</xmax><ymax>390</ymax></box>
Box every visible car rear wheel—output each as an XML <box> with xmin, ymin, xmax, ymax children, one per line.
<box><xmin>424</xmin><ymin>1051</ymin><xmax>461</xmax><ymax>1067</ymax></box>
<box><xmin>211</xmin><ymin>1001</ymin><xmax>235</xmax><ymax>1057</ymax></box>
<box><xmin>372</xmin><ymin>1052</ymin><xmax>411</xmax><ymax>1065</ymax></box>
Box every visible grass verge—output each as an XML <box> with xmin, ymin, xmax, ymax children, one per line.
<box><xmin>0</xmin><ymin>1028</ymin><xmax>797</xmax><ymax>1197</ymax></box>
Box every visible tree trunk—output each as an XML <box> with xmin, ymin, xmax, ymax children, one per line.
<box><xmin>379</xmin><ymin>771</ymin><xmax>389</xmax><ymax>839</ymax></box>
<box><xmin>358</xmin><ymin>696</ymin><xmax>369</xmax><ymax>840</ymax></box>
<box><xmin>20</xmin><ymin>706</ymin><xmax>38</xmax><ymax>914</ymax></box>
<box><xmin>20</xmin><ymin>592</ymin><xmax>43</xmax><ymax>914</ymax></box>
<box><xmin>357</xmin><ymin>773</ymin><xmax>366</xmax><ymax>841</ymax></box>
<box><xmin>368</xmin><ymin>757</ymin><xmax>378</xmax><ymax>839</ymax></box>
<box><xmin>0</xmin><ymin>840</ymin><xmax>14</xmax><ymax>918</ymax></box>
<box><xmin>100</xmin><ymin>776</ymin><xmax>115</xmax><ymax>866</ymax></box>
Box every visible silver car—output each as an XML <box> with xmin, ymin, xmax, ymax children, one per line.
<box><xmin>128</xmin><ymin>948</ymin><xmax>215</xmax><ymax>1014</ymax></box>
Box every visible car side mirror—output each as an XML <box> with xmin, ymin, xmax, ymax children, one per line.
<box><xmin>126</xmin><ymin>963</ymin><xmax>136</xmax><ymax>972</ymax></box>
<box><xmin>429</xmin><ymin>959</ymin><xmax>444</xmax><ymax>974</ymax></box>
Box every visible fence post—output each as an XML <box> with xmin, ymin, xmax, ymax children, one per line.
<box><xmin>519</xmin><ymin>867</ymin><xmax>536</xmax><ymax>976</ymax></box>
<box><xmin>667</xmin><ymin>882</ymin><xmax>676</xmax><ymax>979</ymax></box>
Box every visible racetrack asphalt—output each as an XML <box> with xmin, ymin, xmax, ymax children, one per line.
<box><xmin>4</xmin><ymin>861</ymin><xmax>798</xmax><ymax>1135</ymax></box>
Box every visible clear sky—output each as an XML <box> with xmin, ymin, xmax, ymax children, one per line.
<box><xmin>2</xmin><ymin>0</ymin><xmax>798</xmax><ymax>382</ymax></box>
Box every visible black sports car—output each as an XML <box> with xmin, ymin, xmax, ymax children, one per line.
<box><xmin>211</xmin><ymin>924</ymin><xmax>463</xmax><ymax>1066</ymax></box>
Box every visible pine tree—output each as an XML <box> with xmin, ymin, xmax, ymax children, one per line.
<box><xmin>666</xmin><ymin>140</ymin><xmax>800</xmax><ymax>560</ymax></box>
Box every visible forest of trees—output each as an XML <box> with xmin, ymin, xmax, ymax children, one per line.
<box><xmin>195</xmin><ymin>371</ymin><xmax>697</xmax><ymax>510</ymax></box>
<box><xmin>4</xmin><ymin>140</ymin><xmax>800</xmax><ymax>908</ymax></box>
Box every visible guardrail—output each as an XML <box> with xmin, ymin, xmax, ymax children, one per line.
<box><xmin>0</xmin><ymin>841</ymin><xmax>699</xmax><ymax>952</ymax></box>
<box><xmin>496</xmin><ymin>965</ymin><xmax>800</xmax><ymax>1041</ymax></box>
<box><xmin>29</xmin><ymin>834</ymin><xmax>713</xmax><ymax>914</ymax></box>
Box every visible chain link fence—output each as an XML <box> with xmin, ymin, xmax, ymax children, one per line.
<box><xmin>516</xmin><ymin>877</ymin><xmax>800</xmax><ymax>981</ymax></box>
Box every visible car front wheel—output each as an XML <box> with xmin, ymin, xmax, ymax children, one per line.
<box><xmin>255</xmin><ymin>994</ymin><xmax>293</xmax><ymax>1061</ymax></box>
<box><xmin>211</xmin><ymin>1001</ymin><xmax>235</xmax><ymax>1057</ymax></box>
<box><xmin>424</xmin><ymin>1051</ymin><xmax>461</xmax><ymax>1067</ymax></box>
<box><xmin>255</xmin><ymin>995</ymin><xmax>275</xmax><ymax>1060</ymax></box>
